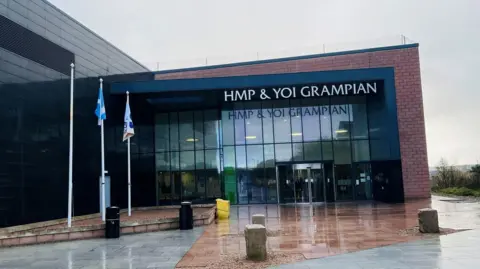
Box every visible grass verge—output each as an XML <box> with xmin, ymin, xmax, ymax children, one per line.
<box><xmin>434</xmin><ymin>187</ymin><xmax>480</xmax><ymax>197</ymax></box>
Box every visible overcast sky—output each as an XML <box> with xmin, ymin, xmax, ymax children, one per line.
<box><xmin>49</xmin><ymin>0</ymin><xmax>480</xmax><ymax>167</ymax></box>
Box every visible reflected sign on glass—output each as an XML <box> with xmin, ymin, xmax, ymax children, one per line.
<box><xmin>223</xmin><ymin>80</ymin><xmax>383</xmax><ymax>102</ymax></box>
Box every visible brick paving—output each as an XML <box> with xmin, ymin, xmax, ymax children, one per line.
<box><xmin>0</xmin><ymin>196</ymin><xmax>477</xmax><ymax>268</ymax></box>
<box><xmin>176</xmin><ymin>196</ymin><xmax>480</xmax><ymax>268</ymax></box>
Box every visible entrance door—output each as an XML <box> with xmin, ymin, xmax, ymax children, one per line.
<box><xmin>277</xmin><ymin>163</ymin><xmax>328</xmax><ymax>204</ymax></box>
<box><xmin>353</xmin><ymin>163</ymin><xmax>373</xmax><ymax>200</ymax></box>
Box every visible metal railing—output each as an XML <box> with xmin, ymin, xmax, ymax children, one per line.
<box><xmin>142</xmin><ymin>35</ymin><xmax>415</xmax><ymax>71</ymax></box>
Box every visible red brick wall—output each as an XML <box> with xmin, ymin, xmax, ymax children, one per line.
<box><xmin>155</xmin><ymin>46</ymin><xmax>430</xmax><ymax>199</ymax></box>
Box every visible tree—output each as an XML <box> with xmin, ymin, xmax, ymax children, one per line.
<box><xmin>470</xmin><ymin>164</ymin><xmax>480</xmax><ymax>176</ymax></box>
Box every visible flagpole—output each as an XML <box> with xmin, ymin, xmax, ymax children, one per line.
<box><xmin>100</xmin><ymin>78</ymin><xmax>106</xmax><ymax>222</ymax></box>
<box><xmin>67</xmin><ymin>63</ymin><xmax>75</xmax><ymax>228</ymax></box>
<box><xmin>127</xmin><ymin>91</ymin><xmax>132</xmax><ymax>216</ymax></box>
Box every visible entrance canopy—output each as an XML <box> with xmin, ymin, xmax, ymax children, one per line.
<box><xmin>110</xmin><ymin>68</ymin><xmax>394</xmax><ymax>95</ymax></box>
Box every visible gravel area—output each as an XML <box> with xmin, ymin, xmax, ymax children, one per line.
<box><xmin>397</xmin><ymin>226</ymin><xmax>465</xmax><ymax>237</ymax></box>
<box><xmin>178</xmin><ymin>252</ymin><xmax>305</xmax><ymax>269</ymax></box>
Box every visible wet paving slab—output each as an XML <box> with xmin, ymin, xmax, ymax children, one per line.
<box><xmin>0</xmin><ymin>196</ymin><xmax>478</xmax><ymax>268</ymax></box>
<box><xmin>0</xmin><ymin>227</ymin><xmax>204</xmax><ymax>269</ymax></box>
<box><xmin>176</xmin><ymin>196</ymin><xmax>480</xmax><ymax>267</ymax></box>
<box><xmin>271</xmin><ymin>228</ymin><xmax>480</xmax><ymax>269</ymax></box>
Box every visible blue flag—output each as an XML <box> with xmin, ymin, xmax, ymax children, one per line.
<box><xmin>95</xmin><ymin>87</ymin><xmax>106</xmax><ymax>125</ymax></box>
<box><xmin>123</xmin><ymin>96</ymin><xmax>134</xmax><ymax>141</ymax></box>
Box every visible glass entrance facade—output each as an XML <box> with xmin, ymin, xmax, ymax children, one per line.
<box><xmin>155</xmin><ymin>96</ymin><xmax>375</xmax><ymax>205</ymax></box>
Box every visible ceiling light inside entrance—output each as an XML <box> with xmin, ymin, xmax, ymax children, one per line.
<box><xmin>185</xmin><ymin>138</ymin><xmax>198</xmax><ymax>142</ymax></box>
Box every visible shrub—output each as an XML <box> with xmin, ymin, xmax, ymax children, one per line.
<box><xmin>431</xmin><ymin>159</ymin><xmax>480</xmax><ymax>191</ymax></box>
<box><xmin>439</xmin><ymin>187</ymin><xmax>479</xmax><ymax>197</ymax></box>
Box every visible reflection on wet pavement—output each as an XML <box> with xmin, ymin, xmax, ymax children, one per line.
<box><xmin>177</xmin><ymin>196</ymin><xmax>480</xmax><ymax>267</ymax></box>
<box><xmin>0</xmin><ymin>228</ymin><xmax>204</xmax><ymax>269</ymax></box>
<box><xmin>272</xmin><ymin>228</ymin><xmax>480</xmax><ymax>269</ymax></box>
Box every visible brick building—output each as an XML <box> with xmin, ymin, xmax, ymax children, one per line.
<box><xmin>111</xmin><ymin>43</ymin><xmax>429</xmax><ymax>205</ymax></box>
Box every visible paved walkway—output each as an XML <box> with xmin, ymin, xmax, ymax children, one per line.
<box><xmin>270</xmin><ymin>228</ymin><xmax>480</xmax><ymax>269</ymax></box>
<box><xmin>0</xmin><ymin>228</ymin><xmax>204</xmax><ymax>269</ymax></box>
<box><xmin>178</xmin><ymin>196</ymin><xmax>480</xmax><ymax>267</ymax></box>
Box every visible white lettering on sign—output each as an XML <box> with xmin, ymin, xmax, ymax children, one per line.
<box><xmin>224</xmin><ymin>89</ymin><xmax>257</xmax><ymax>101</ymax></box>
<box><xmin>223</xmin><ymin>82</ymin><xmax>379</xmax><ymax>102</ymax></box>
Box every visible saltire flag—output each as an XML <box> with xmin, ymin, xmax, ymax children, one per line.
<box><xmin>95</xmin><ymin>87</ymin><xmax>106</xmax><ymax>125</ymax></box>
<box><xmin>123</xmin><ymin>96</ymin><xmax>134</xmax><ymax>141</ymax></box>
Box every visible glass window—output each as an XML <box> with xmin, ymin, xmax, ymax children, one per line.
<box><xmin>179</xmin><ymin>112</ymin><xmax>194</xmax><ymax>150</ymax></box>
<box><xmin>195</xmin><ymin>150</ymin><xmax>204</xmax><ymax>169</ymax></box>
<box><xmin>304</xmin><ymin>142</ymin><xmax>322</xmax><ymax>161</ymax></box>
<box><xmin>169</xmin><ymin>113</ymin><xmax>179</xmax><ymax>150</ymax></box>
<box><xmin>262</xmin><ymin>101</ymin><xmax>274</xmax><ymax>143</ymax></box>
<box><xmin>275</xmin><ymin>143</ymin><xmax>292</xmax><ymax>162</ymax></box>
<box><xmin>369</xmin><ymin>139</ymin><xmax>390</xmax><ymax>160</ymax></box>
<box><xmin>322</xmin><ymin>141</ymin><xmax>333</xmax><ymax>161</ymax></box>
<box><xmin>155</xmin><ymin>152</ymin><xmax>170</xmax><ymax>171</ymax></box>
<box><xmin>155</xmin><ymin>113</ymin><xmax>169</xmax><ymax>152</ymax></box>
<box><xmin>194</xmin><ymin>111</ymin><xmax>204</xmax><ymax>150</ymax></box>
<box><xmin>157</xmin><ymin>171</ymin><xmax>171</xmax><ymax>202</ymax></box>
<box><xmin>264</xmin><ymin>144</ymin><xmax>275</xmax><ymax>168</ymax></box>
<box><xmin>353</xmin><ymin>140</ymin><xmax>370</xmax><ymax>162</ymax></box>
<box><xmin>205</xmin><ymin>149</ymin><xmax>219</xmax><ymax>169</ymax></box>
<box><xmin>367</xmin><ymin>96</ymin><xmax>386</xmax><ymax>139</ymax></box>
<box><xmin>172</xmin><ymin>171</ymin><xmax>181</xmax><ymax>200</ymax></box>
<box><xmin>234</xmin><ymin>104</ymin><xmax>246</xmax><ymax>145</ymax></box>
<box><xmin>334</xmin><ymin>140</ymin><xmax>351</xmax><ymax>164</ymax></box>
<box><xmin>181</xmin><ymin>171</ymin><xmax>196</xmax><ymax>199</ymax></box>
<box><xmin>265</xmin><ymin>167</ymin><xmax>277</xmax><ymax>203</ymax></box>
<box><xmin>292</xmin><ymin>143</ymin><xmax>304</xmax><ymax>161</ymax></box>
<box><xmin>320</xmin><ymin>108</ymin><xmax>332</xmax><ymax>140</ymax></box>
<box><xmin>331</xmin><ymin>97</ymin><xmax>351</xmax><ymax>140</ymax></box>
<box><xmin>195</xmin><ymin>171</ymin><xmax>207</xmax><ymax>200</ymax></box>
<box><xmin>205</xmin><ymin>170</ymin><xmax>221</xmax><ymax>199</ymax></box>
<box><xmin>301</xmin><ymin>99</ymin><xmax>321</xmax><ymax>142</ymax></box>
<box><xmin>180</xmin><ymin>151</ymin><xmax>194</xmax><ymax>170</ymax></box>
<box><xmin>170</xmin><ymin>151</ymin><xmax>180</xmax><ymax>171</ymax></box>
<box><xmin>223</xmin><ymin>146</ymin><xmax>236</xmax><ymax>169</ymax></box>
<box><xmin>235</xmin><ymin>145</ymin><xmax>247</xmax><ymax>169</ymax></box>
<box><xmin>236</xmin><ymin>145</ymin><xmax>248</xmax><ymax>204</ymax></box>
<box><xmin>237</xmin><ymin>170</ymin><xmax>249</xmax><ymax>204</ymax></box>
<box><xmin>247</xmin><ymin>144</ymin><xmax>265</xmax><ymax>204</ymax></box>
<box><xmin>204</xmin><ymin>110</ymin><xmax>219</xmax><ymax>149</ymax></box>
<box><xmin>290</xmin><ymin>100</ymin><xmax>303</xmax><ymax>142</ymax></box>
<box><xmin>244</xmin><ymin>102</ymin><xmax>263</xmax><ymax>144</ymax></box>
<box><xmin>315</xmin><ymin>98</ymin><xmax>331</xmax><ymax>140</ymax></box>
<box><xmin>222</xmin><ymin>110</ymin><xmax>235</xmax><ymax>145</ymax></box>
<box><xmin>249</xmin><ymin>169</ymin><xmax>265</xmax><ymax>203</ymax></box>
<box><xmin>273</xmin><ymin>100</ymin><xmax>291</xmax><ymax>143</ymax></box>
<box><xmin>349</xmin><ymin>96</ymin><xmax>368</xmax><ymax>139</ymax></box>
<box><xmin>247</xmin><ymin>145</ymin><xmax>264</xmax><ymax>169</ymax></box>
<box><xmin>223</xmin><ymin>146</ymin><xmax>237</xmax><ymax>204</ymax></box>
<box><xmin>264</xmin><ymin>144</ymin><xmax>277</xmax><ymax>203</ymax></box>
<box><xmin>334</xmin><ymin>164</ymin><xmax>353</xmax><ymax>200</ymax></box>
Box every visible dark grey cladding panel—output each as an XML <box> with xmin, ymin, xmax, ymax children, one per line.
<box><xmin>0</xmin><ymin>14</ymin><xmax>74</xmax><ymax>75</ymax></box>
